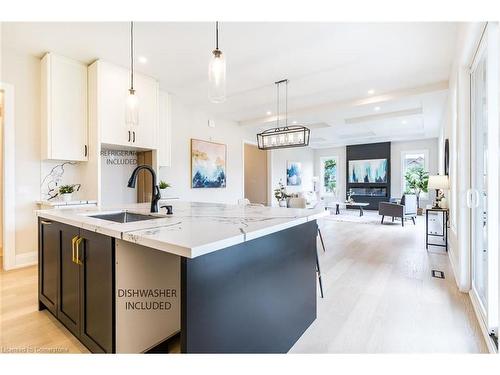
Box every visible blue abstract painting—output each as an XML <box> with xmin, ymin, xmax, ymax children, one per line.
<box><xmin>286</xmin><ymin>161</ymin><xmax>302</xmax><ymax>186</ymax></box>
<box><xmin>348</xmin><ymin>158</ymin><xmax>387</xmax><ymax>183</ymax></box>
<box><xmin>191</xmin><ymin>139</ymin><xmax>227</xmax><ymax>188</ymax></box>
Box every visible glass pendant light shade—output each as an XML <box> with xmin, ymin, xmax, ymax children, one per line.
<box><xmin>208</xmin><ymin>49</ymin><xmax>226</xmax><ymax>103</ymax></box>
<box><xmin>208</xmin><ymin>22</ymin><xmax>226</xmax><ymax>103</ymax></box>
<box><xmin>126</xmin><ymin>89</ymin><xmax>139</xmax><ymax>127</ymax></box>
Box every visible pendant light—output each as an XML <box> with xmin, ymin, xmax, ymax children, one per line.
<box><xmin>257</xmin><ymin>79</ymin><xmax>310</xmax><ymax>150</ymax></box>
<box><xmin>208</xmin><ymin>21</ymin><xmax>226</xmax><ymax>103</ymax></box>
<box><xmin>126</xmin><ymin>21</ymin><xmax>139</xmax><ymax>127</ymax></box>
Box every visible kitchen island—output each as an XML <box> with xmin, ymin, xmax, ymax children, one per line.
<box><xmin>37</xmin><ymin>201</ymin><xmax>327</xmax><ymax>353</ymax></box>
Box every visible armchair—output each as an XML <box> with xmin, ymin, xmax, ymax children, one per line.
<box><xmin>379</xmin><ymin>194</ymin><xmax>417</xmax><ymax>226</ymax></box>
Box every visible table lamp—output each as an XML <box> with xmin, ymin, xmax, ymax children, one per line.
<box><xmin>428</xmin><ymin>175</ymin><xmax>449</xmax><ymax>208</ymax></box>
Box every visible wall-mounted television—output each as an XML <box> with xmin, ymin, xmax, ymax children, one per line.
<box><xmin>348</xmin><ymin>158</ymin><xmax>388</xmax><ymax>183</ymax></box>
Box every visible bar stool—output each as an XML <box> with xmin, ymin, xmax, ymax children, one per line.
<box><xmin>288</xmin><ymin>198</ymin><xmax>325</xmax><ymax>298</ymax></box>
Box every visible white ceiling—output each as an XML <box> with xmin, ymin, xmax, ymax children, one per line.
<box><xmin>2</xmin><ymin>22</ymin><xmax>458</xmax><ymax>147</ymax></box>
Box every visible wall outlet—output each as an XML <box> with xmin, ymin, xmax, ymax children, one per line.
<box><xmin>208</xmin><ymin>119</ymin><xmax>216</xmax><ymax>128</ymax></box>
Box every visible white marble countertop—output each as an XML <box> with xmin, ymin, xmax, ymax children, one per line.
<box><xmin>36</xmin><ymin>199</ymin><xmax>98</xmax><ymax>206</ymax></box>
<box><xmin>37</xmin><ymin>201</ymin><xmax>328</xmax><ymax>258</ymax></box>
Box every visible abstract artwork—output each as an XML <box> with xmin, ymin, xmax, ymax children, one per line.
<box><xmin>348</xmin><ymin>158</ymin><xmax>388</xmax><ymax>183</ymax></box>
<box><xmin>191</xmin><ymin>139</ymin><xmax>227</xmax><ymax>188</ymax></box>
<box><xmin>286</xmin><ymin>161</ymin><xmax>302</xmax><ymax>186</ymax></box>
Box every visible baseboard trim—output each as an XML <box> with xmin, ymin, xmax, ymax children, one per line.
<box><xmin>447</xmin><ymin>243</ymin><xmax>460</xmax><ymax>288</ymax></box>
<box><xmin>9</xmin><ymin>251</ymin><xmax>38</xmax><ymax>270</ymax></box>
<box><xmin>469</xmin><ymin>289</ymin><xmax>498</xmax><ymax>353</ymax></box>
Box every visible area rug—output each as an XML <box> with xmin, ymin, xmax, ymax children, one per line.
<box><xmin>322</xmin><ymin>209</ymin><xmax>396</xmax><ymax>225</ymax></box>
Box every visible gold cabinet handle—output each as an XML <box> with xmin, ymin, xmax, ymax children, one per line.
<box><xmin>75</xmin><ymin>237</ymin><xmax>84</xmax><ymax>265</ymax></box>
<box><xmin>40</xmin><ymin>220</ymin><xmax>52</xmax><ymax>225</ymax></box>
<box><xmin>71</xmin><ymin>236</ymin><xmax>79</xmax><ymax>264</ymax></box>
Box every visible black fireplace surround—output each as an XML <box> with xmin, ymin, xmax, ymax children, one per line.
<box><xmin>346</xmin><ymin>142</ymin><xmax>391</xmax><ymax>210</ymax></box>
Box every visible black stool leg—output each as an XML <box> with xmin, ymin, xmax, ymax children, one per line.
<box><xmin>315</xmin><ymin>249</ymin><xmax>324</xmax><ymax>298</ymax></box>
<box><xmin>318</xmin><ymin>227</ymin><xmax>326</xmax><ymax>252</ymax></box>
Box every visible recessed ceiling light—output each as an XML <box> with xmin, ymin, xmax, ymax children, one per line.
<box><xmin>138</xmin><ymin>56</ymin><xmax>148</xmax><ymax>64</ymax></box>
<box><xmin>401</xmin><ymin>120</ymin><xmax>407</xmax><ymax>124</ymax></box>
<box><xmin>266</xmin><ymin>111</ymin><xmax>272</xmax><ymax>116</ymax></box>
<box><xmin>367</xmin><ymin>89</ymin><xmax>375</xmax><ymax>95</ymax></box>
<box><xmin>374</xmin><ymin>106</ymin><xmax>381</xmax><ymax>111</ymax></box>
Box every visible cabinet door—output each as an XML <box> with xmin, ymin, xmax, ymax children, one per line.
<box><xmin>97</xmin><ymin>61</ymin><xmax>131</xmax><ymax>147</ymax></box>
<box><xmin>41</xmin><ymin>53</ymin><xmax>88</xmax><ymax>161</ymax></box>
<box><xmin>38</xmin><ymin>219</ymin><xmax>60</xmax><ymax>315</ymax></box>
<box><xmin>57</xmin><ymin>224</ymin><xmax>81</xmax><ymax>337</ymax></box>
<box><xmin>133</xmin><ymin>74</ymin><xmax>159</xmax><ymax>149</ymax></box>
<box><xmin>78</xmin><ymin>229</ymin><xmax>115</xmax><ymax>353</ymax></box>
<box><xmin>158</xmin><ymin>91</ymin><xmax>172</xmax><ymax>167</ymax></box>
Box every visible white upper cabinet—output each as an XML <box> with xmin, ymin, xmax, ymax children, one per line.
<box><xmin>89</xmin><ymin>60</ymin><xmax>159</xmax><ymax>150</ymax></box>
<box><xmin>95</xmin><ymin>61</ymin><xmax>130</xmax><ymax>147</ymax></box>
<box><xmin>158</xmin><ymin>91</ymin><xmax>172</xmax><ymax>167</ymax></box>
<box><xmin>134</xmin><ymin>73</ymin><xmax>159</xmax><ymax>149</ymax></box>
<box><xmin>41</xmin><ymin>53</ymin><xmax>88</xmax><ymax>161</ymax></box>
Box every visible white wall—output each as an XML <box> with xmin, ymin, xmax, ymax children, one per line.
<box><xmin>1</xmin><ymin>48</ymin><xmax>40</xmax><ymax>256</ymax></box>
<box><xmin>100</xmin><ymin>149</ymin><xmax>138</xmax><ymax>206</ymax></box>
<box><xmin>158</xmin><ymin>96</ymin><xmax>256</xmax><ymax>204</ymax></box>
<box><xmin>390</xmin><ymin>138</ymin><xmax>439</xmax><ymax>207</ymax></box>
<box><xmin>269</xmin><ymin>147</ymin><xmax>315</xmax><ymax>206</ymax></box>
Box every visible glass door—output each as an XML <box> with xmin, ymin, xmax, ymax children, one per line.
<box><xmin>470</xmin><ymin>22</ymin><xmax>498</xmax><ymax>336</ymax></box>
<box><xmin>471</xmin><ymin>45</ymin><xmax>488</xmax><ymax>312</ymax></box>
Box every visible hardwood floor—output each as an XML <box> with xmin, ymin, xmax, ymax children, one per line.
<box><xmin>0</xmin><ymin>214</ymin><xmax>487</xmax><ymax>354</ymax></box>
<box><xmin>0</xmin><ymin>258</ymin><xmax>89</xmax><ymax>353</ymax></box>
<box><xmin>291</xmin><ymin>213</ymin><xmax>488</xmax><ymax>353</ymax></box>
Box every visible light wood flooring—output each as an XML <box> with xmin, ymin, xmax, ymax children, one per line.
<box><xmin>0</xmin><ymin>214</ymin><xmax>488</xmax><ymax>353</ymax></box>
<box><xmin>291</xmin><ymin>213</ymin><xmax>488</xmax><ymax>353</ymax></box>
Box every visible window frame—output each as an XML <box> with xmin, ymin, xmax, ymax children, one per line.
<box><xmin>400</xmin><ymin>149</ymin><xmax>430</xmax><ymax>199</ymax></box>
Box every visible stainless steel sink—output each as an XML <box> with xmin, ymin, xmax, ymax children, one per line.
<box><xmin>89</xmin><ymin>212</ymin><xmax>161</xmax><ymax>223</ymax></box>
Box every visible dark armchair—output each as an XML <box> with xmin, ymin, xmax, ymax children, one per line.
<box><xmin>379</xmin><ymin>194</ymin><xmax>417</xmax><ymax>226</ymax></box>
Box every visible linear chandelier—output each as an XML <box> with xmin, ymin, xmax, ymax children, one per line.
<box><xmin>257</xmin><ymin>79</ymin><xmax>310</xmax><ymax>150</ymax></box>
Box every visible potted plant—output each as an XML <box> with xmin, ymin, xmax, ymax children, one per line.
<box><xmin>159</xmin><ymin>180</ymin><xmax>171</xmax><ymax>199</ymax></box>
<box><xmin>404</xmin><ymin>166</ymin><xmax>429</xmax><ymax>215</ymax></box>
<box><xmin>274</xmin><ymin>180</ymin><xmax>290</xmax><ymax>207</ymax></box>
<box><xmin>58</xmin><ymin>184</ymin><xmax>80</xmax><ymax>202</ymax></box>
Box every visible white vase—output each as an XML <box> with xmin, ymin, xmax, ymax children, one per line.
<box><xmin>279</xmin><ymin>200</ymin><xmax>287</xmax><ymax>207</ymax></box>
<box><xmin>160</xmin><ymin>189</ymin><xmax>168</xmax><ymax>199</ymax></box>
<box><xmin>61</xmin><ymin>193</ymin><xmax>72</xmax><ymax>202</ymax></box>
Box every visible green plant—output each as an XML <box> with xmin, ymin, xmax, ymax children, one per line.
<box><xmin>404</xmin><ymin>166</ymin><xmax>429</xmax><ymax>208</ymax></box>
<box><xmin>159</xmin><ymin>180</ymin><xmax>171</xmax><ymax>190</ymax></box>
<box><xmin>59</xmin><ymin>184</ymin><xmax>77</xmax><ymax>194</ymax></box>
<box><xmin>274</xmin><ymin>180</ymin><xmax>290</xmax><ymax>202</ymax></box>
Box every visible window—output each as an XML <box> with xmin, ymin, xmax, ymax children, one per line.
<box><xmin>401</xmin><ymin>150</ymin><xmax>429</xmax><ymax>197</ymax></box>
<box><xmin>320</xmin><ymin>156</ymin><xmax>338</xmax><ymax>196</ymax></box>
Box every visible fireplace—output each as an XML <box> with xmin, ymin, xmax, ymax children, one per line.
<box><xmin>350</xmin><ymin>187</ymin><xmax>387</xmax><ymax>197</ymax></box>
<box><xmin>346</xmin><ymin>142</ymin><xmax>391</xmax><ymax>210</ymax></box>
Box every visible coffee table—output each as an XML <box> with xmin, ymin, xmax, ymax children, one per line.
<box><xmin>325</xmin><ymin>202</ymin><xmax>370</xmax><ymax>216</ymax></box>
<box><xmin>346</xmin><ymin>202</ymin><xmax>370</xmax><ymax>217</ymax></box>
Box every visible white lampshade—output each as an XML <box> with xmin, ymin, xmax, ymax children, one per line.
<box><xmin>428</xmin><ymin>175</ymin><xmax>449</xmax><ymax>190</ymax></box>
